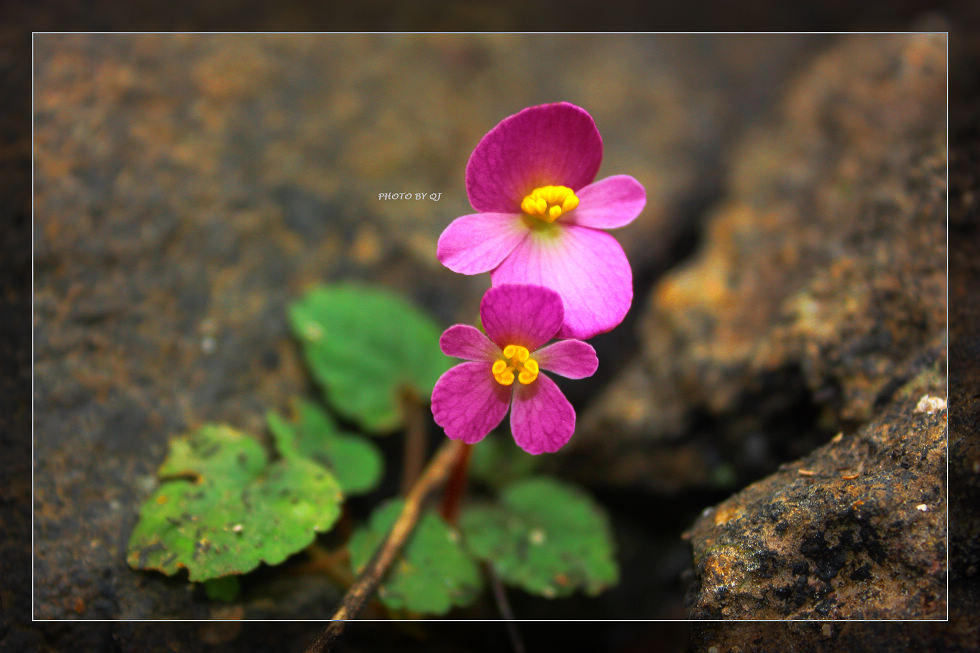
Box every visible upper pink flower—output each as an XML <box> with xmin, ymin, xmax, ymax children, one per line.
<box><xmin>437</xmin><ymin>102</ymin><xmax>646</xmax><ymax>340</ymax></box>
<box><xmin>430</xmin><ymin>284</ymin><xmax>598</xmax><ymax>454</ymax></box>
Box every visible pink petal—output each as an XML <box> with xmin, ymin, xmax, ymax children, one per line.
<box><xmin>437</xmin><ymin>212</ymin><xmax>529</xmax><ymax>275</ymax></box>
<box><xmin>565</xmin><ymin>175</ymin><xmax>646</xmax><ymax>230</ymax></box>
<box><xmin>491</xmin><ymin>225</ymin><xmax>632</xmax><ymax>340</ymax></box>
<box><xmin>510</xmin><ymin>374</ymin><xmax>575</xmax><ymax>454</ymax></box>
<box><xmin>440</xmin><ymin>324</ymin><xmax>499</xmax><ymax>362</ymax></box>
<box><xmin>480</xmin><ymin>284</ymin><xmax>564</xmax><ymax>351</ymax></box>
<box><xmin>431</xmin><ymin>362</ymin><xmax>511</xmax><ymax>445</ymax></box>
<box><xmin>534</xmin><ymin>340</ymin><xmax>598</xmax><ymax>379</ymax></box>
<box><xmin>466</xmin><ymin>102</ymin><xmax>603</xmax><ymax>213</ymax></box>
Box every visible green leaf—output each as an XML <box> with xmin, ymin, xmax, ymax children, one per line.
<box><xmin>127</xmin><ymin>424</ymin><xmax>343</xmax><ymax>582</ymax></box>
<box><xmin>469</xmin><ymin>433</ymin><xmax>539</xmax><ymax>489</ymax></box>
<box><xmin>267</xmin><ymin>398</ymin><xmax>384</xmax><ymax>495</ymax></box>
<box><xmin>288</xmin><ymin>284</ymin><xmax>450</xmax><ymax>433</ymax></box>
<box><xmin>348</xmin><ymin>500</ymin><xmax>482</xmax><ymax>615</ymax></box>
<box><xmin>203</xmin><ymin>576</ymin><xmax>241</xmax><ymax>602</ymax></box>
<box><xmin>460</xmin><ymin>477</ymin><xmax>618</xmax><ymax>598</ymax></box>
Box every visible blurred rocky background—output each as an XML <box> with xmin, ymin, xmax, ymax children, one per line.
<box><xmin>569</xmin><ymin>32</ymin><xmax>950</xmax><ymax>624</ymax></box>
<box><xmin>5</xmin><ymin>4</ymin><xmax>978</xmax><ymax>653</ymax></box>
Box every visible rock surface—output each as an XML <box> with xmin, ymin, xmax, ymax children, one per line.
<box><xmin>681</xmin><ymin>24</ymin><xmax>980</xmax><ymax>646</ymax></box>
<box><xmin>687</xmin><ymin>350</ymin><xmax>946</xmax><ymax>619</ymax></box>
<box><xmin>571</xmin><ymin>34</ymin><xmax>947</xmax><ymax>495</ymax></box>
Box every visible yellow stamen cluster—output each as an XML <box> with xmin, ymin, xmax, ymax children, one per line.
<box><xmin>491</xmin><ymin>344</ymin><xmax>540</xmax><ymax>386</ymax></box>
<box><xmin>520</xmin><ymin>185</ymin><xmax>580</xmax><ymax>223</ymax></box>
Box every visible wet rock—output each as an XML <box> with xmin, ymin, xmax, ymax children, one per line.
<box><xmin>686</xmin><ymin>352</ymin><xmax>946</xmax><ymax>619</ymax></box>
<box><xmin>572</xmin><ymin>34</ymin><xmax>947</xmax><ymax>493</ymax></box>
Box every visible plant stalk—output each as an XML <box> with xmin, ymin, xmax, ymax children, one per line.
<box><xmin>399</xmin><ymin>390</ymin><xmax>427</xmax><ymax>495</ymax></box>
<box><xmin>439</xmin><ymin>442</ymin><xmax>473</xmax><ymax>525</ymax></box>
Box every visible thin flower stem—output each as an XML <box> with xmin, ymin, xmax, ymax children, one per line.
<box><xmin>304</xmin><ymin>439</ymin><xmax>463</xmax><ymax>653</ymax></box>
<box><xmin>400</xmin><ymin>390</ymin><xmax>427</xmax><ymax>495</ymax></box>
<box><xmin>336</xmin><ymin>504</ymin><xmax>353</xmax><ymax>541</ymax></box>
<box><xmin>488</xmin><ymin>565</ymin><xmax>526</xmax><ymax>653</ymax></box>
<box><xmin>439</xmin><ymin>442</ymin><xmax>473</xmax><ymax>525</ymax></box>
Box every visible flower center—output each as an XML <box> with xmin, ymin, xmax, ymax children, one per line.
<box><xmin>491</xmin><ymin>344</ymin><xmax>540</xmax><ymax>386</ymax></box>
<box><xmin>520</xmin><ymin>185</ymin><xmax>579</xmax><ymax>223</ymax></box>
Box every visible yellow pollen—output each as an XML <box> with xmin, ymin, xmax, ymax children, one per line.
<box><xmin>493</xmin><ymin>344</ymin><xmax>539</xmax><ymax>386</ymax></box>
<box><xmin>520</xmin><ymin>185</ymin><xmax>579</xmax><ymax>223</ymax></box>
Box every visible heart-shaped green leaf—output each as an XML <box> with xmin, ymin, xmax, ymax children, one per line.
<box><xmin>288</xmin><ymin>284</ymin><xmax>450</xmax><ymax>433</ymax></box>
<box><xmin>127</xmin><ymin>424</ymin><xmax>343</xmax><ymax>582</ymax></box>
<box><xmin>348</xmin><ymin>500</ymin><xmax>482</xmax><ymax>615</ymax></box>
<box><xmin>266</xmin><ymin>398</ymin><xmax>383</xmax><ymax>496</ymax></box>
<box><xmin>460</xmin><ymin>477</ymin><xmax>618</xmax><ymax>598</ymax></box>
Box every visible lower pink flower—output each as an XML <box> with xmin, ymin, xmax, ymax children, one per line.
<box><xmin>431</xmin><ymin>284</ymin><xmax>598</xmax><ymax>455</ymax></box>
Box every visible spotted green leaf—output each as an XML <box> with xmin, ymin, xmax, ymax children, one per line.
<box><xmin>127</xmin><ymin>424</ymin><xmax>343</xmax><ymax>582</ymax></box>
<box><xmin>459</xmin><ymin>477</ymin><xmax>618</xmax><ymax>598</ymax></box>
<box><xmin>348</xmin><ymin>500</ymin><xmax>482</xmax><ymax>615</ymax></box>
<box><xmin>266</xmin><ymin>398</ymin><xmax>383</xmax><ymax>496</ymax></box>
<box><xmin>288</xmin><ymin>284</ymin><xmax>450</xmax><ymax>433</ymax></box>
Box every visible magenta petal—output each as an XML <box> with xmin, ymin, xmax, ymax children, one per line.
<box><xmin>534</xmin><ymin>340</ymin><xmax>598</xmax><ymax>379</ymax></box>
<box><xmin>491</xmin><ymin>225</ymin><xmax>632</xmax><ymax>340</ymax></box>
<box><xmin>431</xmin><ymin>362</ymin><xmax>511</xmax><ymax>445</ymax></box>
<box><xmin>466</xmin><ymin>102</ymin><xmax>603</xmax><ymax>213</ymax></box>
<box><xmin>565</xmin><ymin>175</ymin><xmax>646</xmax><ymax>230</ymax></box>
<box><xmin>510</xmin><ymin>374</ymin><xmax>575</xmax><ymax>454</ymax></box>
<box><xmin>480</xmin><ymin>284</ymin><xmax>564</xmax><ymax>351</ymax></box>
<box><xmin>440</xmin><ymin>324</ymin><xmax>499</xmax><ymax>362</ymax></box>
<box><xmin>437</xmin><ymin>212</ymin><xmax>529</xmax><ymax>275</ymax></box>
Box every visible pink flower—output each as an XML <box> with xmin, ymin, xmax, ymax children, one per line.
<box><xmin>431</xmin><ymin>284</ymin><xmax>598</xmax><ymax>455</ymax></box>
<box><xmin>437</xmin><ymin>102</ymin><xmax>646</xmax><ymax>340</ymax></box>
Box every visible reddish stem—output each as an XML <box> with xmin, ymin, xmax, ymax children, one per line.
<box><xmin>400</xmin><ymin>390</ymin><xmax>427</xmax><ymax>495</ymax></box>
<box><xmin>440</xmin><ymin>442</ymin><xmax>473</xmax><ymax>525</ymax></box>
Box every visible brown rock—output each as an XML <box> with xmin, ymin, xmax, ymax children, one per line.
<box><xmin>687</xmin><ymin>351</ymin><xmax>946</xmax><ymax>619</ymax></box>
<box><xmin>573</xmin><ymin>34</ymin><xmax>947</xmax><ymax>492</ymax></box>
<box><xmin>687</xmin><ymin>22</ymin><xmax>980</xmax><ymax>650</ymax></box>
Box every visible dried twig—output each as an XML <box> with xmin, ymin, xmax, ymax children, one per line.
<box><xmin>304</xmin><ymin>439</ymin><xmax>463</xmax><ymax>653</ymax></box>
